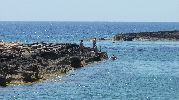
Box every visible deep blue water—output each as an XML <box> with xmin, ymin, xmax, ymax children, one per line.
<box><xmin>0</xmin><ymin>22</ymin><xmax>179</xmax><ymax>43</ymax></box>
<box><xmin>1</xmin><ymin>22</ymin><xmax>179</xmax><ymax>100</ymax></box>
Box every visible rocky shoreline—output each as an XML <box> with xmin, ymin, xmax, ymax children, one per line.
<box><xmin>0</xmin><ymin>42</ymin><xmax>108</xmax><ymax>87</ymax></box>
<box><xmin>114</xmin><ymin>30</ymin><xmax>179</xmax><ymax>41</ymax></box>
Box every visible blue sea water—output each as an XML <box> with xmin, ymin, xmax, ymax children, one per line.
<box><xmin>1</xmin><ymin>22</ymin><xmax>179</xmax><ymax>100</ymax></box>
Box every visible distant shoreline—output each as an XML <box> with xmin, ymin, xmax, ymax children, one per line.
<box><xmin>114</xmin><ymin>30</ymin><xmax>179</xmax><ymax>41</ymax></box>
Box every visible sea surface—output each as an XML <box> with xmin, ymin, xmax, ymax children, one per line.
<box><xmin>1</xmin><ymin>22</ymin><xmax>179</xmax><ymax>100</ymax></box>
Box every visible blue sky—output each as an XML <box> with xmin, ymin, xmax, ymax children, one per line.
<box><xmin>0</xmin><ymin>0</ymin><xmax>179</xmax><ymax>22</ymax></box>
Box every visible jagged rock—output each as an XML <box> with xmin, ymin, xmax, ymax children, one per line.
<box><xmin>21</xmin><ymin>50</ymin><xmax>31</xmax><ymax>58</ymax></box>
<box><xmin>22</xmin><ymin>72</ymin><xmax>39</xmax><ymax>83</ymax></box>
<box><xmin>0</xmin><ymin>42</ymin><xmax>108</xmax><ymax>85</ymax></box>
<box><xmin>0</xmin><ymin>75</ymin><xmax>6</xmax><ymax>87</ymax></box>
<box><xmin>40</xmin><ymin>51</ymin><xmax>59</xmax><ymax>60</ymax></box>
<box><xmin>70</xmin><ymin>57</ymin><xmax>82</xmax><ymax>68</ymax></box>
<box><xmin>98</xmin><ymin>52</ymin><xmax>108</xmax><ymax>59</ymax></box>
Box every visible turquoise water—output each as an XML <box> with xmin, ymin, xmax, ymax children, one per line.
<box><xmin>1</xmin><ymin>22</ymin><xmax>179</xmax><ymax>100</ymax></box>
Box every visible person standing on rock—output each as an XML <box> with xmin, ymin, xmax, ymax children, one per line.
<box><xmin>93</xmin><ymin>38</ymin><xmax>98</xmax><ymax>53</ymax></box>
<box><xmin>93</xmin><ymin>38</ymin><xmax>97</xmax><ymax>48</ymax></box>
<box><xmin>80</xmin><ymin>40</ymin><xmax>84</xmax><ymax>54</ymax></box>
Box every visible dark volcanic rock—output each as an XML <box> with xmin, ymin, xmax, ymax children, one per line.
<box><xmin>114</xmin><ymin>30</ymin><xmax>179</xmax><ymax>41</ymax></box>
<box><xmin>23</xmin><ymin>72</ymin><xmax>39</xmax><ymax>83</ymax></box>
<box><xmin>70</xmin><ymin>57</ymin><xmax>82</xmax><ymax>68</ymax></box>
<box><xmin>40</xmin><ymin>51</ymin><xmax>60</xmax><ymax>60</ymax></box>
<box><xmin>0</xmin><ymin>42</ymin><xmax>108</xmax><ymax>85</ymax></box>
<box><xmin>0</xmin><ymin>75</ymin><xmax>6</xmax><ymax>87</ymax></box>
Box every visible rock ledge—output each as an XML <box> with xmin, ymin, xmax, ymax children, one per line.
<box><xmin>0</xmin><ymin>42</ymin><xmax>108</xmax><ymax>86</ymax></box>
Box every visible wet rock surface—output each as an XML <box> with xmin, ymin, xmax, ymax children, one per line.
<box><xmin>114</xmin><ymin>30</ymin><xmax>179</xmax><ymax>41</ymax></box>
<box><xmin>0</xmin><ymin>42</ymin><xmax>108</xmax><ymax>86</ymax></box>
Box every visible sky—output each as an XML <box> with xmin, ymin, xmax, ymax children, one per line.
<box><xmin>0</xmin><ymin>0</ymin><xmax>179</xmax><ymax>22</ymax></box>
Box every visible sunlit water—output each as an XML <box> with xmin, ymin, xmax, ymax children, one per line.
<box><xmin>1</xmin><ymin>22</ymin><xmax>179</xmax><ymax>100</ymax></box>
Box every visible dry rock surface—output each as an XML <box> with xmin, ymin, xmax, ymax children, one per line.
<box><xmin>114</xmin><ymin>30</ymin><xmax>179</xmax><ymax>41</ymax></box>
<box><xmin>0</xmin><ymin>42</ymin><xmax>108</xmax><ymax>86</ymax></box>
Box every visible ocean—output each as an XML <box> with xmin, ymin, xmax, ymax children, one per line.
<box><xmin>0</xmin><ymin>22</ymin><xmax>179</xmax><ymax>100</ymax></box>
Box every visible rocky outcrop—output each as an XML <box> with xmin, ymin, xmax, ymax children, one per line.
<box><xmin>0</xmin><ymin>75</ymin><xmax>6</xmax><ymax>87</ymax></box>
<box><xmin>0</xmin><ymin>42</ymin><xmax>108</xmax><ymax>86</ymax></box>
<box><xmin>114</xmin><ymin>30</ymin><xmax>179</xmax><ymax>41</ymax></box>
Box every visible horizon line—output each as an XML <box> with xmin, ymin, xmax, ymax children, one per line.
<box><xmin>0</xmin><ymin>20</ymin><xmax>179</xmax><ymax>23</ymax></box>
